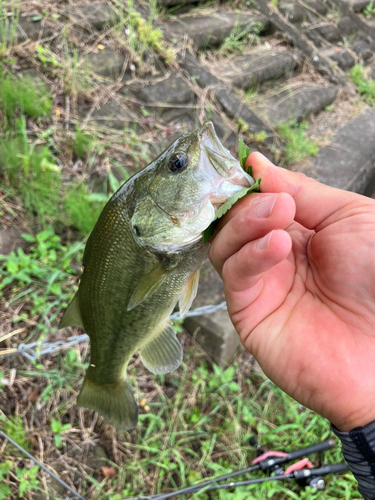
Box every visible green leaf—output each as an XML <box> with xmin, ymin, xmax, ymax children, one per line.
<box><xmin>202</xmin><ymin>178</ymin><xmax>261</xmax><ymax>243</ymax></box>
<box><xmin>21</xmin><ymin>233</ymin><xmax>36</xmax><ymax>242</ymax></box>
<box><xmin>0</xmin><ymin>484</ymin><xmax>11</xmax><ymax>500</ymax></box>
<box><xmin>50</xmin><ymin>283</ymin><xmax>62</xmax><ymax>295</ymax></box>
<box><xmin>0</xmin><ymin>461</ymin><xmax>12</xmax><ymax>481</ymax></box>
<box><xmin>238</xmin><ymin>139</ymin><xmax>250</xmax><ymax>170</ymax></box>
<box><xmin>51</xmin><ymin>419</ymin><xmax>61</xmax><ymax>433</ymax></box>
<box><xmin>6</xmin><ymin>259</ymin><xmax>19</xmax><ymax>274</ymax></box>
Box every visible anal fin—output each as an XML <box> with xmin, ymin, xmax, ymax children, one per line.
<box><xmin>179</xmin><ymin>267</ymin><xmax>200</xmax><ymax>317</ymax></box>
<box><xmin>59</xmin><ymin>293</ymin><xmax>83</xmax><ymax>328</ymax></box>
<box><xmin>140</xmin><ymin>321</ymin><xmax>182</xmax><ymax>375</ymax></box>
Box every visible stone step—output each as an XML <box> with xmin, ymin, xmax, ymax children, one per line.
<box><xmin>68</xmin><ymin>2</ymin><xmax>119</xmax><ymax>31</ymax></box>
<box><xmin>131</xmin><ymin>76</ymin><xmax>196</xmax><ymax>106</ymax></box>
<box><xmin>179</xmin><ymin>52</ymin><xmax>273</xmax><ymax>143</ymax></box>
<box><xmin>341</xmin><ymin>0</ymin><xmax>372</xmax><ymax>11</ymax></box>
<box><xmin>165</xmin><ymin>12</ymin><xmax>270</xmax><ymax>50</ymax></box>
<box><xmin>82</xmin><ymin>47</ymin><xmax>131</xmax><ymax>80</ymax></box>
<box><xmin>80</xmin><ymin>100</ymin><xmax>137</xmax><ymax>130</ymax></box>
<box><xmin>277</xmin><ymin>0</ymin><xmax>328</xmax><ymax>24</ymax></box>
<box><xmin>295</xmin><ymin>107</ymin><xmax>375</xmax><ymax>195</ymax></box>
<box><xmin>182</xmin><ymin>259</ymin><xmax>241</xmax><ymax>366</ymax></box>
<box><xmin>254</xmin><ymin>84</ymin><xmax>339</xmax><ymax>125</ymax></box>
<box><xmin>16</xmin><ymin>16</ymin><xmax>54</xmax><ymax>42</ymax></box>
<box><xmin>208</xmin><ymin>48</ymin><xmax>303</xmax><ymax>90</ymax></box>
<box><xmin>157</xmin><ymin>0</ymin><xmax>197</xmax><ymax>5</ymax></box>
<box><xmin>322</xmin><ymin>47</ymin><xmax>355</xmax><ymax>70</ymax></box>
<box><xmin>307</xmin><ymin>23</ymin><xmax>343</xmax><ymax>44</ymax></box>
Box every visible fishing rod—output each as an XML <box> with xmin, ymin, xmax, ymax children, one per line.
<box><xmin>0</xmin><ymin>428</ymin><xmax>349</xmax><ymax>500</ymax></box>
<box><xmin>125</xmin><ymin>439</ymin><xmax>349</xmax><ymax>500</ymax></box>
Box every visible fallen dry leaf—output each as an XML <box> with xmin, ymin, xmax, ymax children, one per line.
<box><xmin>100</xmin><ymin>466</ymin><xmax>117</xmax><ymax>478</ymax></box>
<box><xmin>28</xmin><ymin>389</ymin><xmax>41</xmax><ymax>404</ymax></box>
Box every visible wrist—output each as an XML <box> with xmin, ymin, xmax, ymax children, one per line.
<box><xmin>331</xmin><ymin>410</ymin><xmax>375</xmax><ymax>433</ymax></box>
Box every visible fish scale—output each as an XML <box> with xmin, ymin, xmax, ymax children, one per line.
<box><xmin>59</xmin><ymin>122</ymin><xmax>254</xmax><ymax>430</ymax></box>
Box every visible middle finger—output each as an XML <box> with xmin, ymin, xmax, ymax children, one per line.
<box><xmin>209</xmin><ymin>192</ymin><xmax>296</xmax><ymax>276</ymax></box>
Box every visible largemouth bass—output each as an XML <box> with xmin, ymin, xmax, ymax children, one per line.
<box><xmin>60</xmin><ymin>122</ymin><xmax>254</xmax><ymax>430</ymax></box>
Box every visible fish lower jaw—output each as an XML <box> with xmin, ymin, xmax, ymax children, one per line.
<box><xmin>148</xmin><ymin>233</ymin><xmax>203</xmax><ymax>252</ymax></box>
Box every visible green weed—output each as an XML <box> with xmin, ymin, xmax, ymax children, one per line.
<box><xmin>60</xmin><ymin>43</ymin><xmax>91</xmax><ymax>100</ymax></box>
<box><xmin>0</xmin><ymin>416</ymin><xmax>30</xmax><ymax>453</ymax></box>
<box><xmin>35</xmin><ymin>43</ymin><xmax>60</xmax><ymax>68</ymax></box>
<box><xmin>51</xmin><ymin>418</ymin><xmax>70</xmax><ymax>447</ymax></box>
<box><xmin>0</xmin><ymin>70</ymin><xmax>52</xmax><ymax>124</ymax></box>
<box><xmin>115</xmin><ymin>363</ymin><xmax>357</xmax><ymax>500</ymax></box>
<box><xmin>0</xmin><ymin>117</ymin><xmax>61</xmax><ymax>221</ymax></box>
<box><xmin>22</xmin><ymin>349</ymin><xmax>87</xmax><ymax>402</ymax></box>
<box><xmin>364</xmin><ymin>0</ymin><xmax>375</xmax><ymax>17</ymax></box>
<box><xmin>126</xmin><ymin>0</ymin><xmax>174</xmax><ymax>63</ymax></box>
<box><xmin>349</xmin><ymin>64</ymin><xmax>375</xmax><ymax>104</ymax></box>
<box><xmin>278</xmin><ymin>120</ymin><xmax>319</xmax><ymax>163</ymax></box>
<box><xmin>219</xmin><ymin>20</ymin><xmax>262</xmax><ymax>56</ymax></box>
<box><xmin>15</xmin><ymin>465</ymin><xmax>40</xmax><ymax>498</ymax></box>
<box><xmin>0</xmin><ymin>461</ymin><xmax>12</xmax><ymax>500</ymax></box>
<box><xmin>0</xmin><ymin>0</ymin><xmax>19</xmax><ymax>56</ymax></box>
<box><xmin>71</xmin><ymin>125</ymin><xmax>94</xmax><ymax>159</ymax></box>
<box><xmin>64</xmin><ymin>183</ymin><xmax>106</xmax><ymax>235</ymax></box>
<box><xmin>0</xmin><ymin>227</ymin><xmax>84</xmax><ymax>335</ymax></box>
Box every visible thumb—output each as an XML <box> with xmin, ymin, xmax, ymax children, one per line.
<box><xmin>247</xmin><ymin>152</ymin><xmax>363</xmax><ymax>231</ymax></box>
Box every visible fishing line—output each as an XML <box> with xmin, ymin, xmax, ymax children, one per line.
<box><xmin>0</xmin><ymin>430</ymin><xmax>86</xmax><ymax>500</ymax></box>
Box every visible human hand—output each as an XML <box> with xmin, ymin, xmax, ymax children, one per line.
<box><xmin>209</xmin><ymin>152</ymin><xmax>375</xmax><ymax>432</ymax></box>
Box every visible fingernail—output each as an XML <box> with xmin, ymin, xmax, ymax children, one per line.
<box><xmin>257</xmin><ymin>231</ymin><xmax>274</xmax><ymax>250</ymax></box>
<box><xmin>256</xmin><ymin>194</ymin><xmax>277</xmax><ymax>218</ymax></box>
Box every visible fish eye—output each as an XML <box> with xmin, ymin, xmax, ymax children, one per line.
<box><xmin>169</xmin><ymin>154</ymin><xmax>188</xmax><ymax>173</ymax></box>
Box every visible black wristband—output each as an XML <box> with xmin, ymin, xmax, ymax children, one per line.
<box><xmin>331</xmin><ymin>420</ymin><xmax>375</xmax><ymax>500</ymax></box>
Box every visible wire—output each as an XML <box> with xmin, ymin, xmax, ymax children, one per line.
<box><xmin>0</xmin><ymin>430</ymin><xmax>87</xmax><ymax>500</ymax></box>
<box><xmin>0</xmin><ymin>301</ymin><xmax>228</xmax><ymax>361</ymax></box>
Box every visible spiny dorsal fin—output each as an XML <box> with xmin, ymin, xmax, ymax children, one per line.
<box><xmin>140</xmin><ymin>320</ymin><xmax>182</xmax><ymax>375</ymax></box>
<box><xmin>127</xmin><ymin>263</ymin><xmax>169</xmax><ymax>311</ymax></box>
<box><xmin>59</xmin><ymin>293</ymin><xmax>83</xmax><ymax>328</ymax></box>
<box><xmin>179</xmin><ymin>267</ymin><xmax>200</xmax><ymax>317</ymax></box>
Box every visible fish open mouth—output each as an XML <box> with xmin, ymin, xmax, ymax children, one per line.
<box><xmin>198</xmin><ymin>122</ymin><xmax>235</xmax><ymax>178</ymax></box>
<box><xmin>198</xmin><ymin>121</ymin><xmax>254</xmax><ymax>187</ymax></box>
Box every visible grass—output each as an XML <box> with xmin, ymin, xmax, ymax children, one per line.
<box><xmin>364</xmin><ymin>0</ymin><xmax>375</xmax><ymax>18</ymax></box>
<box><xmin>0</xmin><ymin>0</ymin><xmax>19</xmax><ymax>56</ymax></box>
<box><xmin>218</xmin><ymin>19</ymin><xmax>262</xmax><ymax>57</ymax></box>
<box><xmin>349</xmin><ymin>64</ymin><xmax>375</xmax><ymax>105</ymax></box>
<box><xmin>114</xmin><ymin>0</ymin><xmax>174</xmax><ymax>65</ymax></box>
<box><xmin>0</xmin><ymin>226</ymin><xmax>84</xmax><ymax>338</ymax></box>
<box><xmin>0</xmin><ymin>352</ymin><xmax>359</xmax><ymax>499</ymax></box>
<box><xmin>277</xmin><ymin>120</ymin><xmax>319</xmax><ymax>164</ymax></box>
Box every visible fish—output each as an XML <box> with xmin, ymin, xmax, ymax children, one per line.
<box><xmin>59</xmin><ymin>121</ymin><xmax>254</xmax><ymax>431</ymax></box>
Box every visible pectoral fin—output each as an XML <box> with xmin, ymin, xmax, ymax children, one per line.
<box><xmin>140</xmin><ymin>321</ymin><xmax>183</xmax><ymax>374</ymax></box>
<box><xmin>59</xmin><ymin>293</ymin><xmax>83</xmax><ymax>328</ymax></box>
<box><xmin>179</xmin><ymin>267</ymin><xmax>200</xmax><ymax>317</ymax></box>
<box><xmin>127</xmin><ymin>263</ymin><xmax>168</xmax><ymax>311</ymax></box>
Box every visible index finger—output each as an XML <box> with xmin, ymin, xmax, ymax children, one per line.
<box><xmin>248</xmin><ymin>152</ymin><xmax>362</xmax><ymax>231</ymax></box>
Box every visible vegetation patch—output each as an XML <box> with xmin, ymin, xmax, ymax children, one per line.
<box><xmin>277</xmin><ymin>120</ymin><xmax>319</xmax><ymax>164</ymax></box>
<box><xmin>349</xmin><ymin>65</ymin><xmax>375</xmax><ymax>105</ymax></box>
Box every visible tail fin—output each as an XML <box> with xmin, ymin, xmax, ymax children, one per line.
<box><xmin>77</xmin><ymin>375</ymin><xmax>138</xmax><ymax>431</ymax></box>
